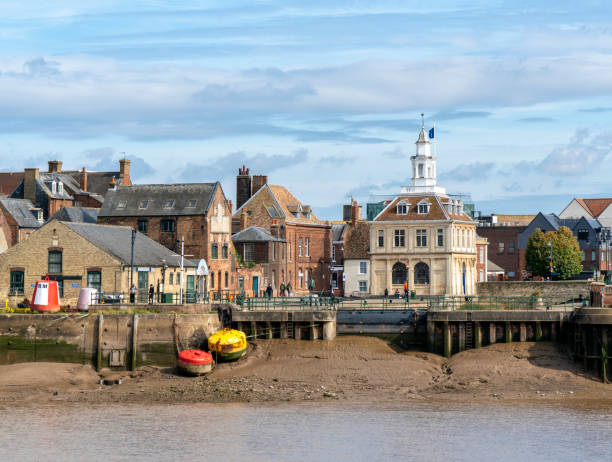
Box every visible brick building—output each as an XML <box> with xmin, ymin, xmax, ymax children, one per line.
<box><xmin>232</xmin><ymin>168</ymin><xmax>332</xmax><ymax>295</ymax></box>
<box><xmin>0</xmin><ymin>198</ymin><xmax>44</xmax><ymax>252</ymax></box>
<box><xmin>97</xmin><ymin>182</ymin><xmax>234</xmax><ymax>295</ymax></box>
<box><xmin>330</xmin><ymin>222</ymin><xmax>348</xmax><ymax>296</ymax></box>
<box><xmin>475</xmin><ymin>225</ymin><xmax>524</xmax><ymax>280</ymax></box>
<box><xmin>7</xmin><ymin>159</ymin><xmax>131</xmax><ymax>219</ymax></box>
<box><xmin>0</xmin><ymin>220</ymin><xmax>194</xmax><ymax>306</ymax></box>
<box><xmin>475</xmin><ymin>235</ymin><xmax>488</xmax><ymax>283</ymax></box>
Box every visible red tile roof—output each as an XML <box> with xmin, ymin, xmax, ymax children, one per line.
<box><xmin>575</xmin><ymin>198</ymin><xmax>612</xmax><ymax>218</ymax></box>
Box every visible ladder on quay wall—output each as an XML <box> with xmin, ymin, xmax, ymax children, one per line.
<box><xmin>287</xmin><ymin>312</ymin><xmax>294</xmax><ymax>339</ymax></box>
<box><xmin>465</xmin><ymin>322</ymin><xmax>474</xmax><ymax>350</ymax></box>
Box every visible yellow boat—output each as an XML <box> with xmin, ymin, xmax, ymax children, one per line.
<box><xmin>208</xmin><ymin>328</ymin><xmax>247</xmax><ymax>361</ymax></box>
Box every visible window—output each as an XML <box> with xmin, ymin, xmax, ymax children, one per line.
<box><xmin>331</xmin><ymin>273</ymin><xmax>338</xmax><ymax>289</ymax></box>
<box><xmin>479</xmin><ymin>270</ymin><xmax>484</xmax><ymax>282</ymax></box>
<box><xmin>271</xmin><ymin>242</ymin><xmax>275</xmax><ymax>261</ymax></box>
<box><xmin>222</xmin><ymin>244</ymin><xmax>228</xmax><ymax>259</ymax></box>
<box><xmin>117</xmin><ymin>200</ymin><xmax>127</xmax><ymax>209</ymax></box>
<box><xmin>169</xmin><ymin>273</ymin><xmax>174</xmax><ymax>285</ymax></box>
<box><xmin>225</xmin><ymin>271</ymin><xmax>229</xmax><ymax>288</ymax></box>
<box><xmin>396</xmin><ymin>201</ymin><xmax>408</xmax><ymax>215</ymax></box>
<box><xmin>507</xmin><ymin>271</ymin><xmax>516</xmax><ymax>278</ymax></box>
<box><xmin>164</xmin><ymin>199</ymin><xmax>175</xmax><ymax>209</ymax></box>
<box><xmin>416</xmin><ymin>229</ymin><xmax>427</xmax><ymax>247</ymax></box>
<box><xmin>578</xmin><ymin>228</ymin><xmax>588</xmax><ymax>240</ymax></box>
<box><xmin>359</xmin><ymin>261</ymin><xmax>367</xmax><ymax>274</ymax></box>
<box><xmin>479</xmin><ymin>247</ymin><xmax>484</xmax><ymax>264</ymax></box>
<box><xmin>211</xmin><ymin>272</ymin><xmax>215</xmax><ymax>289</ymax></box>
<box><xmin>139</xmin><ymin>200</ymin><xmax>148</xmax><ymax>209</ymax></box>
<box><xmin>10</xmin><ymin>271</ymin><xmax>24</xmax><ymax>295</ymax></box>
<box><xmin>378</xmin><ymin>230</ymin><xmax>384</xmax><ymax>247</ymax></box>
<box><xmin>417</xmin><ymin>201</ymin><xmax>430</xmax><ymax>214</ymax></box>
<box><xmin>57</xmin><ymin>280</ymin><xmax>64</xmax><ymax>298</ymax></box>
<box><xmin>581</xmin><ymin>251</ymin><xmax>586</xmax><ymax>261</ymax></box>
<box><xmin>299</xmin><ymin>269</ymin><xmax>304</xmax><ymax>288</ymax></box>
<box><xmin>437</xmin><ymin>229</ymin><xmax>444</xmax><ymax>247</ymax></box>
<box><xmin>138</xmin><ymin>220</ymin><xmax>148</xmax><ymax>233</ymax></box>
<box><xmin>51</xmin><ymin>180</ymin><xmax>57</xmax><ymax>194</ymax></box>
<box><xmin>332</xmin><ymin>245</ymin><xmax>336</xmax><ymax>262</ymax></box>
<box><xmin>394</xmin><ymin>229</ymin><xmax>405</xmax><ymax>247</ymax></box>
<box><xmin>305</xmin><ymin>238</ymin><xmax>310</xmax><ymax>257</ymax></box>
<box><xmin>161</xmin><ymin>219</ymin><xmax>175</xmax><ymax>233</ymax></box>
<box><xmin>57</xmin><ymin>182</ymin><xmax>63</xmax><ymax>194</ymax></box>
<box><xmin>211</xmin><ymin>243</ymin><xmax>218</xmax><ymax>259</ymax></box>
<box><xmin>298</xmin><ymin>238</ymin><xmax>303</xmax><ymax>257</ymax></box>
<box><xmin>244</xmin><ymin>243</ymin><xmax>254</xmax><ymax>262</ymax></box>
<box><xmin>498</xmin><ymin>242</ymin><xmax>505</xmax><ymax>254</ymax></box>
<box><xmin>414</xmin><ymin>262</ymin><xmax>430</xmax><ymax>284</ymax></box>
<box><xmin>392</xmin><ymin>262</ymin><xmax>407</xmax><ymax>285</ymax></box>
<box><xmin>592</xmin><ymin>250</ymin><xmax>597</xmax><ymax>261</ymax></box>
<box><xmin>48</xmin><ymin>251</ymin><xmax>62</xmax><ymax>274</ymax></box>
<box><xmin>359</xmin><ymin>281</ymin><xmax>368</xmax><ymax>292</ymax></box>
<box><xmin>87</xmin><ymin>271</ymin><xmax>101</xmax><ymax>292</ymax></box>
<box><xmin>508</xmin><ymin>242</ymin><xmax>515</xmax><ymax>255</ymax></box>
<box><xmin>187</xmin><ymin>199</ymin><xmax>197</xmax><ymax>208</ymax></box>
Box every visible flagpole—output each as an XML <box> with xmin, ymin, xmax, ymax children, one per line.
<box><xmin>433</xmin><ymin>120</ymin><xmax>437</xmax><ymax>157</ymax></box>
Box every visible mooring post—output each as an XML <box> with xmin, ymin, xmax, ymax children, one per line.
<box><xmin>443</xmin><ymin>322</ymin><xmax>451</xmax><ymax>358</ymax></box>
<box><xmin>535</xmin><ymin>321</ymin><xmax>543</xmax><ymax>341</ymax></box>
<box><xmin>602</xmin><ymin>328</ymin><xmax>609</xmax><ymax>383</ymax></box>
<box><xmin>96</xmin><ymin>314</ymin><xmax>104</xmax><ymax>371</ymax></box>
<box><xmin>519</xmin><ymin>323</ymin><xmax>527</xmax><ymax>342</ymax></box>
<box><xmin>310</xmin><ymin>323</ymin><xmax>318</xmax><ymax>340</ymax></box>
<box><xmin>505</xmin><ymin>322</ymin><xmax>512</xmax><ymax>343</ymax></box>
<box><xmin>251</xmin><ymin>322</ymin><xmax>257</xmax><ymax>339</ymax></box>
<box><xmin>266</xmin><ymin>322</ymin><xmax>273</xmax><ymax>339</ymax></box>
<box><xmin>280</xmin><ymin>322</ymin><xmax>288</xmax><ymax>339</ymax></box>
<box><xmin>475</xmin><ymin>321</ymin><xmax>482</xmax><ymax>348</ymax></box>
<box><xmin>458</xmin><ymin>323</ymin><xmax>466</xmax><ymax>352</ymax></box>
<box><xmin>131</xmin><ymin>314</ymin><xmax>138</xmax><ymax>371</ymax></box>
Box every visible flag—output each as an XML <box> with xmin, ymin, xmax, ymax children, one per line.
<box><xmin>428</xmin><ymin>127</ymin><xmax>435</xmax><ymax>139</ymax></box>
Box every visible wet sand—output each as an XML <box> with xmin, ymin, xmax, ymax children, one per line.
<box><xmin>1</xmin><ymin>337</ymin><xmax>611</xmax><ymax>406</ymax></box>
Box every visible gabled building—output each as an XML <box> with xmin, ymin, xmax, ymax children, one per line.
<box><xmin>368</xmin><ymin>126</ymin><xmax>477</xmax><ymax>296</ymax></box>
<box><xmin>97</xmin><ymin>182</ymin><xmax>234</xmax><ymax>294</ymax></box>
<box><xmin>49</xmin><ymin>206</ymin><xmax>99</xmax><ymax>224</ymax></box>
<box><xmin>0</xmin><ymin>198</ymin><xmax>44</xmax><ymax>252</ymax></box>
<box><xmin>330</xmin><ymin>222</ymin><xmax>348</xmax><ymax>296</ymax></box>
<box><xmin>232</xmin><ymin>168</ymin><xmax>332</xmax><ymax>294</ymax></box>
<box><xmin>559</xmin><ymin>198</ymin><xmax>612</xmax><ymax>228</ymax></box>
<box><xmin>7</xmin><ymin>159</ymin><xmax>131</xmax><ymax>218</ymax></box>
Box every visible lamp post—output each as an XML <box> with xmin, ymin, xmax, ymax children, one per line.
<box><xmin>548</xmin><ymin>240</ymin><xmax>553</xmax><ymax>279</ymax></box>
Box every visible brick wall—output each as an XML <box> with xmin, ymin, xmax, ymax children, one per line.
<box><xmin>476</xmin><ymin>226</ymin><xmax>524</xmax><ymax>279</ymax></box>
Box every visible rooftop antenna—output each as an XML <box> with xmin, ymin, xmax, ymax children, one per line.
<box><xmin>120</xmin><ymin>151</ymin><xmax>126</xmax><ymax>160</ymax></box>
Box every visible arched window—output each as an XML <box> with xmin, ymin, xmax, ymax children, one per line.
<box><xmin>392</xmin><ymin>262</ymin><xmax>407</xmax><ymax>285</ymax></box>
<box><xmin>414</xmin><ymin>262</ymin><xmax>430</xmax><ymax>285</ymax></box>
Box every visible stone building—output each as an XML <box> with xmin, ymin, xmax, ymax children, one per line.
<box><xmin>0</xmin><ymin>220</ymin><xmax>195</xmax><ymax>306</ymax></box>
<box><xmin>7</xmin><ymin>159</ymin><xmax>131</xmax><ymax>219</ymax></box>
<box><xmin>0</xmin><ymin>198</ymin><xmax>44</xmax><ymax>252</ymax></box>
<box><xmin>232</xmin><ymin>169</ymin><xmax>332</xmax><ymax>294</ymax></box>
<box><xmin>368</xmin><ymin>126</ymin><xmax>477</xmax><ymax>296</ymax></box>
<box><xmin>97</xmin><ymin>182</ymin><xmax>234</xmax><ymax>295</ymax></box>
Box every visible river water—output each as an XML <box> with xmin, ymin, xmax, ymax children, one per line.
<box><xmin>1</xmin><ymin>402</ymin><xmax>611</xmax><ymax>461</ymax></box>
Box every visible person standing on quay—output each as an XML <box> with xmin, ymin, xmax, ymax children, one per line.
<box><xmin>148</xmin><ymin>284</ymin><xmax>154</xmax><ymax>304</ymax></box>
<box><xmin>130</xmin><ymin>284</ymin><xmax>136</xmax><ymax>304</ymax></box>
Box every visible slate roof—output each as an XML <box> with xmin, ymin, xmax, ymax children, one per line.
<box><xmin>98</xmin><ymin>183</ymin><xmax>218</xmax><ymax>217</ymax></box>
<box><xmin>487</xmin><ymin>260</ymin><xmax>504</xmax><ymax>273</ymax></box>
<box><xmin>0</xmin><ymin>198</ymin><xmax>43</xmax><ymax>228</ymax></box>
<box><xmin>63</xmin><ymin>221</ymin><xmax>195</xmax><ymax>267</ymax></box>
<box><xmin>231</xmin><ymin>226</ymin><xmax>284</xmax><ymax>243</ymax></box>
<box><xmin>332</xmin><ymin>223</ymin><xmax>347</xmax><ymax>242</ymax></box>
<box><xmin>49</xmin><ymin>206</ymin><xmax>99</xmax><ymax>223</ymax></box>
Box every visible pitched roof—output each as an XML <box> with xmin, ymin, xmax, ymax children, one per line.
<box><xmin>63</xmin><ymin>221</ymin><xmax>195</xmax><ymax>267</ymax></box>
<box><xmin>0</xmin><ymin>172</ymin><xmax>24</xmax><ymax>195</ymax></box>
<box><xmin>0</xmin><ymin>198</ymin><xmax>43</xmax><ymax>228</ymax></box>
<box><xmin>575</xmin><ymin>198</ymin><xmax>612</xmax><ymax>218</ymax></box>
<box><xmin>98</xmin><ymin>183</ymin><xmax>218</xmax><ymax>217</ymax></box>
<box><xmin>374</xmin><ymin>194</ymin><xmax>472</xmax><ymax>221</ymax></box>
<box><xmin>231</xmin><ymin>226</ymin><xmax>284</xmax><ymax>243</ymax></box>
<box><xmin>49</xmin><ymin>206</ymin><xmax>99</xmax><ymax>223</ymax></box>
<box><xmin>332</xmin><ymin>223</ymin><xmax>347</xmax><ymax>242</ymax></box>
<box><xmin>487</xmin><ymin>260</ymin><xmax>504</xmax><ymax>273</ymax></box>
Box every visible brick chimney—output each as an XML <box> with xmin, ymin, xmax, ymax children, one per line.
<box><xmin>236</xmin><ymin>165</ymin><xmax>252</xmax><ymax>210</ymax></box>
<box><xmin>48</xmin><ymin>160</ymin><xmax>62</xmax><ymax>173</ymax></box>
<box><xmin>240</xmin><ymin>208</ymin><xmax>248</xmax><ymax>231</ymax></box>
<box><xmin>24</xmin><ymin>168</ymin><xmax>39</xmax><ymax>204</ymax></box>
<box><xmin>119</xmin><ymin>159</ymin><xmax>131</xmax><ymax>185</ymax></box>
<box><xmin>351</xmin><ymin>200</ymin><xmax>361</xmax><ymax>227</ymax></box>
<box><xmin>80</xmin><ymin>167</ymin><xmax>88</xmax><ymax>192</ymax></box>
<box><xmin>252</xmin><ymin>175</ymin><xmax>268</xmax><ymax>195</ymax></box>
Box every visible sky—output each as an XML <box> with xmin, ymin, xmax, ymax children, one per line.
<box><xmin>1</xmin><ymin>0</ymin><xmax>612</xmax><ymax>219</ymax></box>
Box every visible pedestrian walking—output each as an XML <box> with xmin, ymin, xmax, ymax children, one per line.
<box><xmin>130</xmin><ymin>284</ymin><xmax>136</xmax><ymax>304</ymax></box>
<box><xmin>280</xmin><ymin>282</ymin><xmax>286</xmax><ymax>296</ymax></box>
<box><xmin>148</xmin><ymin>284</ymin><xmax>154</xmax><ymax>304</ymax></box>
<box><xmin>286</xmin><ymin>282</ymin><xmax>292</xmax><ymax>296</ymax></box>
<box><xmin>384</xmin><ymin>288</ymin><xmax>389</xmax><ymax>298</ymax></box>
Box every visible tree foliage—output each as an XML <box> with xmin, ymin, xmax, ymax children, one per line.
<box><xmin>525</xmin><ymin>226</ymin><xmax>583</xmax><ymax>280</ymax></box>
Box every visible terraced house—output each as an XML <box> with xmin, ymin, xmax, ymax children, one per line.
<box><xmin>368</xmin><ymin>126</ymin><xmax>477</xmax><ymax>296</ymax></box>
<box><xmin>98</xmin><ymin>182</ymin><xmax>234</xmax><ymax>295</ymax></box>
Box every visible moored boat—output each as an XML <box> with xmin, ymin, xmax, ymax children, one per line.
<box><xmin>177</xmin><ymin>349</ymin><xmax>214</xmax><ymax>375</ymax></box>
<box><xmin>208</xmin><ymin>328</ymin><xmax>247</xmax><ymax>362</ymax></box>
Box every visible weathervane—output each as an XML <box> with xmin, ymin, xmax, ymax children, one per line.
<box><xmin>420</xmin><ymin>113</ymin><xmax>425</xmax><ymax>127</ymax></box>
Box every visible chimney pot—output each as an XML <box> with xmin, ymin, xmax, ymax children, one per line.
<box><xmin>48</xmin><ymin>160</ymin><xmax>62</xmax><ymax>173</ymax></box>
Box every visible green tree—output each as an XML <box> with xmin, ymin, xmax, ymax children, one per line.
<box><xmin>548</xmin><ymin>226</ymin><xmax>583</xmax><ymax>280</ymax></box>
<box><xmin>525</xmin><ymin>226</ymin><xmax>583</xmax><ymax>279</ymax></box>
<box><xmin>525</xmin><ymin>228</ymin><xmax>550</xmax><ymax>277</ymax></box>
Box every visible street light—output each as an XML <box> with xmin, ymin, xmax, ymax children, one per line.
<box><xmin>548</xmin><ymin>240</ymin><xmax>553</xmax><ymax>279</ymax></box>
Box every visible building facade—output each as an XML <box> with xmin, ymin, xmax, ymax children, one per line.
<box><xmin>0</xmin><ymin>198</ymin><xmax>43</xmax><ymax>252</ymax></box>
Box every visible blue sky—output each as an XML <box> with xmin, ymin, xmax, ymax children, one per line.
<box><xmin>1</xmin><ymin>1</ymin><xmax>612</xmax><ymax>219</ymax></box>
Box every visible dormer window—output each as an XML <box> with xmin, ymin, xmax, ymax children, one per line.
<box><xmin>139</xmin><ymin>200</ymin><xmax>149</xmax><ymax>209</ymax></box>
<box><xmin>417</xmin><ymin>200</ymin><xmax>430</xmax><ymax>214</ymax></box>
<box><xmin>57</xmin><ymin>182</ymin><xmax>63</xmax><ymax>194</ymax></box>
<box><xmin>396</xmin><ymin>201</ymin><xmax>408</xmax><ymax>215</ymax></box>
<box><xmin>117</xmin><ymin>200</ymin><xmax>127</xmax><ymax>209</ymax></box>
<box><xmin>187</xmin><ymin>199</ymin><xmax>197</xmax><ymax>208</ymax></box>
<box><xmin>51</xmin><ymin>180</ymin><xmax>57</xmax><ymax>194</ymax></box>
<box><xmin>164</xmin><ymin>200</ymin><xmax>175</xmax><ymax>209</ymax></box>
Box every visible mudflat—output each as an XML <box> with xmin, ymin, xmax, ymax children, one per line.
<box><xmin>1</xmin><ymin>337</ymin><xmax>611</xmax><ymax>406</ymax></box>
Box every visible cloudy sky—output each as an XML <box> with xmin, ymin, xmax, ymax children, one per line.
<box><xmin>2</xmin><ymin>1</ymin><xmax>612</xmax><ymax>219</ymax></box>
